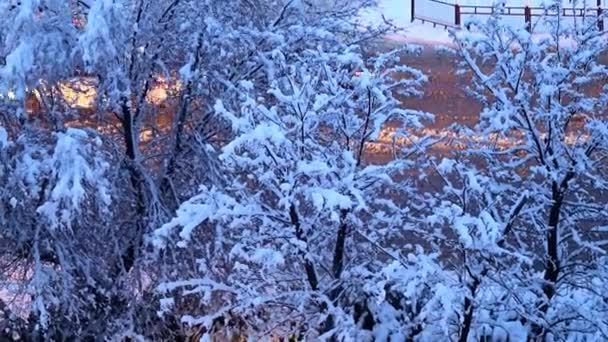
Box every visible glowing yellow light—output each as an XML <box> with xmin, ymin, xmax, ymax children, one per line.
<box><xmin>146</xmin><ymin>77</ymin><xmax>182</xmax><ymax>105</ymax></box>
<box><xmin>58</xmin><ymin>78</ymin><xmax>97</xmax><ymax>109</ymax></box>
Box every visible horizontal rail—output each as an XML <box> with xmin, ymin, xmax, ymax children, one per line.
<box><xmin>414</xmin><ymin>15</ymin><xmax>458</xmax><ymax>28</ymax></box>
<box><xmin>425</xmin><ymin>0</ymin><xmax>458</xmax><ymax>6</ymax></box>
<box><xmin>460</xmin><ymin>11</ymin><xmax>601</xmax><ymax>16</ymax></box>
<box><xmin>460</xmin><ymin>11</ymin><xmax>600</xmax><ymax>16</ymax></box>
<box><xmin>423</xmin><ymin>0</ymin><xmax>601</xmax><ymax>12</ymax></box>
<box><xmin>458</xmin><ymin>4</ymin><xmax>600</xmax><ymax>11</ymax></box>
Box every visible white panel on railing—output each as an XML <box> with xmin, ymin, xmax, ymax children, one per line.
<box><xmin>414</xmin><ymin>0</ymin><xmax>457</xmax><ymax>26</ymax></box>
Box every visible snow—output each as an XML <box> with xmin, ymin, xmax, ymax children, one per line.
<box><xmin>437</xmin><ymin>158</ymin><xmax>456</xmax><ymax>173</ymax></box>
<box><xmin>1</xmin><ymin>41</ymin><xmax>34</xmax><ymax>100</ymax></box>
<box><xmin>221</xmin><ymin>122</ymin><xmax>290</xmax><ymax>157</ymax></box>
<box><xmin>154</xmin><ymin>190</ymin><xmax>221</xmax><ymax>247</ymax></box>
<box><xmin>297</xmin><ymin>160</ymin><xmax>332</xmax><ymax>175</ymax></box>
<box><xmin>35</xmin><ymin>128</ymin><xmax>111</xmax><ymax>229</ymax></box>
<box><xmin>250</xmin><ymin>248</ymin><xmax>285</xmax><ymax>267</ymax></box>
<box><xmin>0</xmin><ymin>127</ymin><xmax>8</xmax><ymax>149</ymax></box>
<box><xmin>360</xmin><ymin>0</ymin><xmax>453</xmax><ymax>44</ymax></box>
<box><xmin>78</xmin><ymin>0</ymin><xmax>120</xmax><ymax>71</ymax></box>
<box><xmin>158</xmin><ymin>297</ymin><xmax>175</xmax><ymax>315</ymax></box>
<box><xmin>308</xmin><ymin>188</ymin><xmax>353</xmax><ymax>212</ymax></box>
<box><xmin>178</xmin><ymin>61</ymin><xmax>193</xmax><ymax>81</ymax></box>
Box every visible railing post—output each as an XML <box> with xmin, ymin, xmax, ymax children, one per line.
<box><xmin>455</xmin><ymin>3</ymin><xmax>461</xmax><ymax>26</ymax></box>
<box><xmin>598</xmin><ymin>0</ymin><xmax>604</xmax><ymax>31</ymax></box>
<box><xmin>411</xmin><ymin>0</ymin><xmax>415</xmax><ymax>22</ymax></box>
<box><xmin>525</xmin><ymin>6</ymin><xmax>532</xmax><ymax>32</ymax></box>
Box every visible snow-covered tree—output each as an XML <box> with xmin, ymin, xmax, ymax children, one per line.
<box><xmin>422</xmin><ymin>3</ymin><xmax>608</xmax><ymax>340</ymax></box>
<box><xmin>153</xmin><ymin>20</ymin><xmax>434</xmax><ymax>342</ymax></box>
<box><xmin>1</xmin><ymin>0</ymin><xmax>410</xmax><ymax>339</ymax></box>
<box><xmin>4</xmin><ymin>0</ymin><xmax>607</xmax><ymax>339</ymax></box>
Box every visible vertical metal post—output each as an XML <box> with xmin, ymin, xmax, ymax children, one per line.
<box><xmin>411</xmin><ymin>0</ymin><xmax>416</xmax><ymax>22</ymax></box>
<box><xmin>455</xmin><ymin>3</ymin><xmax>461</xmax><ymax>26</ymax></box>
<box><xmin>525</xmin><ymin>6</ymin><xmax>532</xmax><ymax>32</ymax></box>
<box><xmin>599</xmin><ymin>0</ymin><xmax>604</xmax><ymax>31</ymax></box>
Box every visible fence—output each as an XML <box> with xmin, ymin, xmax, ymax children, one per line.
<box><xmin>411</xmin><ymin>0</ymin><xmax>604</xmax><ymax>31</ymax></box>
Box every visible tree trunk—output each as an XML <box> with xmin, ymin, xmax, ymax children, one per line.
<box><xmin>543</xmin><ymin>182</ymin><xmax>562</xmax><ymax>303</ymax></box>
<box><xmin>531</xmin><ymin>179</ymin><xmax>568</xmax><ymax>338</ymax></box>
<box><xmin>289</xmin><ymin>204</ymin><xmax>318</xmax><ymax>291</ymax></box>
<box><xmin>120</xmin><ymin>100</ymin><xmax>146</xmax><ymax>272</ymax></box>
<box><xmin>161</xmin><ymin>31</ymin><xmax>205</xmax><ymax>211</ymax></box>
<box><xmin>332</xmin><ymin>209</ymin><xmax>348</xmax><ymax>279</ymax></box>
<box><xmin>459</xmin><ymin>274</ymin><xmax>481</xmax><ymax>342</ymax></box>
<box><xmin>459</xmin><ymin>195</ymin><xmax>528</xmax><ymax>342</ymax></box>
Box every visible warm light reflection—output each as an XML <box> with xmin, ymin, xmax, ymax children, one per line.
<box><xmin>54</xmin><ymin>76</ymin><xmax>182</xmax><ymax>109</ymax></box>
<box><xmin>367</xmin><ymin>125</ymin><xmax>592</xmax><ymax>156</ymax></box>
<box><xmin>146</xmin><ymin>76</ymin><xmax>182</xmax><ymax>105</ymax></box>
<box><xmin>139</xmin><ymin>128</ymin><xmax>154</xmax><ymax>142</ymax></box>
<box><xmin>58</xmin><ymin>78</ymin><xmax>97</xmax><ymax>109</ymax></box>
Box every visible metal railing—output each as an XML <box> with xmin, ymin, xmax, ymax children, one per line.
<box><xmin>411</xmin><ymin>0</ymin><xmax>604</xmax><ymax>31</ymax></box>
